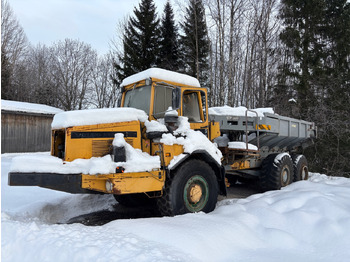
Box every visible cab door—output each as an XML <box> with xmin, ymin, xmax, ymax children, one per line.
<box><xmin>181</xmin><ymin>88</ymin><xmax>209</xmax><ymax>137</ymax></box>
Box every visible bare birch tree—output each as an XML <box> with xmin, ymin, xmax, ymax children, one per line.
<box><xmin>1</xmin><ymin>0</ymin><xmax>28</xmax><ymax>100</ymax></box>
<box><xmin>50</xmin><ymin>39</ymin><xmax>97</xmax><ymax>110</ymax></box>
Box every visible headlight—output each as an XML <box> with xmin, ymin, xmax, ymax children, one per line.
<box><xmin>105</xmin><ymin>180</ymin><xmax>113</xmax><ymax>192</ymax></box>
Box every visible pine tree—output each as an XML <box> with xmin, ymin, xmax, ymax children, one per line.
<box><xmin>180</xmin><ymin>0</ymin><xmax>210</xmax><ymax>85</ymax></box>
<box><xmin>159</xmin><ymin>0</ymin><xmax>180</xmax><ymax>71</ymax></box>
<box><xmin>117</xmin><ymin>0</ymin><xmax>160</xmax><ymax>80</ymax></box>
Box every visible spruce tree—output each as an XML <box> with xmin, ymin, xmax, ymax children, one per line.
<box><xmin>159</xmin><ymin>0</ymin><xmax>180</xmax><ymax>71</ymax></box>
<box><xmin>180</xmin><ymin>0</ymin><xmax>210</xmax><ymax>85</ymax></box>
<box><xmin>117</xmin><ymin>0</ymin><xmax>160</xmax><ymax>80</ymax></box>
<box><xmin>278</xmin><ymin>0</ymin><xmax>350</xmax><ymax>176</ymax></box>
<box><xmin>279</xmin><ymin>0</ymin><xmax>325</xmax><ymax>119</ymax></box>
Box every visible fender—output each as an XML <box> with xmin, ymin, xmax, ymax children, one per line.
<box><xmin>169</xmin><ymin>150</ymin><xmax>227</xmax><ymax>196</ymax></box>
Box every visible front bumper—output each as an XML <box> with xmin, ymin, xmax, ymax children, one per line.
<box><xmin>8</xmin><ymin>172</ymin><xmax>99</xmax><ymax>194</ymax></box>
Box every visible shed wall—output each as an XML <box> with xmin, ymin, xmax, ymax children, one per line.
<box><xmin>1</xmin><ymin>111</ymin><xmax>53</xmax><ymax>153</ymax></box>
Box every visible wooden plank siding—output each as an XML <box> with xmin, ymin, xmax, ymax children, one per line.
<box><xmin>1</xmin><ymin>110</ymin><xmax>55</xmax><ymax>153</ymax></box>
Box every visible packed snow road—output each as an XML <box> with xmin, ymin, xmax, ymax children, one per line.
<box><xmin>2</xmin><ymin>153</ymin><xmax>350</xmax><ymax>262</ymax></box>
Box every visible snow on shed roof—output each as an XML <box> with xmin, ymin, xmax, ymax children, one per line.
<box><xmin>120</xmin><ymin>68</ymin><xmax>201</xmax><ymax>88</ymax></box>
<box><xmin>1</xmin><ymin>100</ymin><xmax>63</xmax><ymax>115</ymax></box>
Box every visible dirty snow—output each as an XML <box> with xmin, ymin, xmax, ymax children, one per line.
<box><xmin>120</xmin><ymin>68</ymin><xmax>201</xmax><ymax>87</ymax></box>
<box><xmin>209</xmin><ymin>105</ymin><xmax>274</xmax><ymax>117</ymax></box>
<box><xmin>1</xmin><ymin>99</ymin><xmax>63</xmax><ymax>115</ymax></box>
<box><xmin>51</xmin><ymin>108</ymin><xmax>148</xmax><ymax>129</ymax></box>
<box><xmin>2</xmin><ymin>153</ymin><xmax>350</xmax><ymax>262</ymax></box>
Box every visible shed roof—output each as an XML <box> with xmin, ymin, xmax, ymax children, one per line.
<box><xmin>1</xmin><ymin>100</ymin><xmax>63</xmax><ymax>115</ymax></box>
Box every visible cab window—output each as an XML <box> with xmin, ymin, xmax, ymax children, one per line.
<box><xmin>153</xmin><ymin>85</ymin><xmax>173</xmax><ymax>119</ymax></box>
<box><xmin>124</xmin><ymin>85</ymin><xmax>152</xmax><ymax>114</ymax></box>
<box><xmin>183</xmin><ymin>91</ymin><xmax>202</xmax><ymax>122</ymax></box>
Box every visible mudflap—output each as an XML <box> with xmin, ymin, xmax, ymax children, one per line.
<box><xmin>8</xmin><ymin>172</ymin><xmax>100</xmax><ymax>194</ymax></box>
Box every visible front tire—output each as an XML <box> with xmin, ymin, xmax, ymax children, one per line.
<box><xmin>157</xmin><ymin>159</ymin><xmax>219</xmax><ymax>216</ymax></box>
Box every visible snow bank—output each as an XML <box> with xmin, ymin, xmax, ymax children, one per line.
<box><xmin>209</xmin><ymin>105</ymin><xmax>274</xmax><ymax>117</ymax></box>
<box><xmin>1</xmin><ymin>99</ymin><xmax>63</xmax><ymax>115</ymax></box>
<box><xmin>120</xmin><ymin>68</ymin><xmax>201</xmax><ymax>87</ymax></box>
<box><xmin>51</xmin><ymin>107</ymin><xmax>148</xmax><ymax>129</ymax></box>
<box><xmin>3</xmin><ymin>151</ymin><xmax>350</xmax><ymax>262</ymax></box>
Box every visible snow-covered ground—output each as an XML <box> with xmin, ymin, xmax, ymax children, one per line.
<box><xmin>2</xmin><ymin>153</ymin><xmax>350</xmax><ymax>262</ymax></box>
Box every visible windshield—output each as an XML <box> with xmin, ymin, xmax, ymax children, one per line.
<box><xmin>123</xmin><ymin>85</ymin><xmax>152</xmax><ymax>114</ymax></box>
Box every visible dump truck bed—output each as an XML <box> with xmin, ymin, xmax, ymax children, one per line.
<box><xmin>209</xmin><ymin>112</ymin><xmax>316</xmax><ymax>151</ymax></box>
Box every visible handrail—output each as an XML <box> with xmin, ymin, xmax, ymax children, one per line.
<box><xmin>245</xmin><ymin>109</ymin><xmax>260</xmax><ymax>150</ymax></box>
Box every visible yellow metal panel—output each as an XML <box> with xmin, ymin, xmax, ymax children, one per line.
<box><xmin>231</xmin><ymin>160</ymin><xmax>251</xmax><ymax>170</ymax></box>
<box><xmin>81</xmin><ymin>170</ymin><xmax>165</xmax><ymax>194</ymax></box>
<box><xmin>64</xmin><ymin>120</ymin><xmax>141</xmax><ymax>161</ymax></box>
<box><xmin>209</xmin><ymin>121</ymin><xmax>221</xmax><ymax>141</ymax></box>
<box><xmin>162</xmin><ymin>144</ymin><xmax>184</xmax><ymax>167</ymax></box>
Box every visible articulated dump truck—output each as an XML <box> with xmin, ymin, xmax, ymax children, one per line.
<box><xmin>9</xmin><ymin>68</ymin><xmax>316</xmax><ymax>216</ymax></box>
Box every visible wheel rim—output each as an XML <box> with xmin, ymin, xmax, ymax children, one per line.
<box><xmin>184</xmin><ymin>175</ymin><xmax>209</xmax><ymax>212</ymax></box>
<box><xmin>281</xmin><ymin>166</ymin><xmax>290</xmax><ymax>186</ymax></box>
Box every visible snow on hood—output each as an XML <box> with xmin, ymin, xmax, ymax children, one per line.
<box><xmin>113</xmin><ymin>133</ymin><xmax>160</xmax><ymax>172</ymax></box>
<box><xmin>1</xmin><ymin>99</ymin><xmax>63</xmax><ymax>115</ymax></box>
<box><xmin>160</xmin><ymin>117</ymin><xmax>223</xmax><ymax>167</ymax></box>
<box><xmin>51</xmin><ymin>107</ymin><xmax>148</xmax><ymax>129</ymax></box>
<box><xmin>209</xmin><ymin>105</ymin><xmax>275</xmax><ymax>117</ymax></box>
<box><xmin>120</xmin><ymin>68</ymin><xmax>201</xmax><ymax>87</ymax></box>
<box><xmin>10</xmin><ymin>133</ymin><xmax>161</xmax><ymax>174</ymax></box>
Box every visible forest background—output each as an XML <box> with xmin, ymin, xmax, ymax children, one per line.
<box><xmin>1</xmin><ymin>0</ymin><xmax>349</xmax><ymax>176</ymax></box>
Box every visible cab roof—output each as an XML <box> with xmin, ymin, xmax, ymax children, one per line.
<box><xmin>120</xmin><ymin>68</ymin><xmax>201</xmax><ymax>88</ymax></box>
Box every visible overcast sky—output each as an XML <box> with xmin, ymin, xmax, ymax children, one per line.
<box><xmin>9</xmin><ymin>0</ymin><xmax>169</xmax><ymax>55</ymax></box>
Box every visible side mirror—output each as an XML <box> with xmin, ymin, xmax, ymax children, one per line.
<box><xmin>172</xmin><ymin>87</ymin><xmax>181</xmax><ymax>110</ymax></box>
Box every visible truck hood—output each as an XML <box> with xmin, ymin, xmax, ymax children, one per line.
<box><xmin>51</xmin><ymin>107</ymin><xmax>148</xmax><ymax>129</ymax></box>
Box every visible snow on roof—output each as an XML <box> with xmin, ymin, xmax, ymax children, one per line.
<box><xmin>1</xmin><ymin>99</ymin><xmax>63</xmax><ymax>115</ymax></box>
<box><xmin>209</xmin><ymin>105</ymin><xmax>275</xmax><ymax>117</ymax></box>
<box><xmin>120</xmin><ymin>68</ymin><xmax>201</xmax><ymax>88</ymax></box>
<box><xmin>51</xmin><ymin>107</ymin><xmax>148</xmax><ymax>129</ymax></box>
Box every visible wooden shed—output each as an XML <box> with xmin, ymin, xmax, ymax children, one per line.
<box><xmin>1</xmin><ymin>100</ymin><xmax>63</xmax><ymax>153</ymax></box>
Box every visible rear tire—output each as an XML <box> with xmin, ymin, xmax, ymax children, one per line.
<box><xmin>292</xmin><ymin>154</ymin><xmax>309</xmax><ymax>181</ymax></box>
<box><xmin>157</xmin><ymin>159</ymin><xmax>219</xmax><ymax>216</ymax></box>
<box><xmin>260</xmin><ymin>153</ymin><xmax>294</xmax><ymax>191</ymax></box>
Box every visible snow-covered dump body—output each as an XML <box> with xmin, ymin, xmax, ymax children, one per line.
<box><xmin>209</xmin><ymin>106</ymin><xmax>316</xmax><ymax>152</ymax></box>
